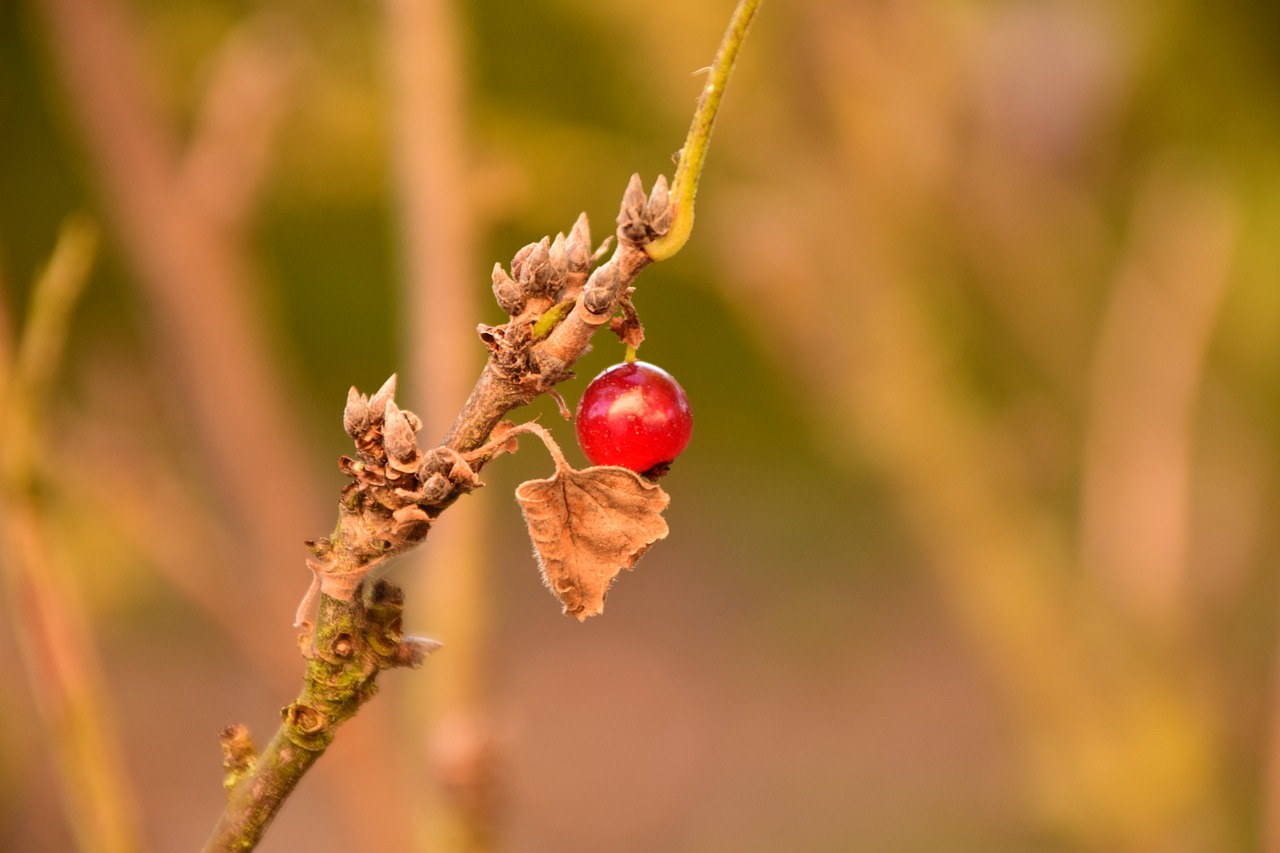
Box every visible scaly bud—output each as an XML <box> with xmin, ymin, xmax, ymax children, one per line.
<box><xmin>566</xmin><ymin>212</ymin><xmax>591</xmax><ymax>274</ymax></box>
<box><xmin>514</xmin><ymin>238</ymin><xmax>549</xmax><ymax>291</ymax></box>
<box><xmin>547</xmin><ymin>232</ymin><xmax>569</xmax><ymax>291</ymax></box>
<box><xmin>510</xmin><ymin>242</ymin><xmax>538</xmax><ymax>284</ymax></box>
<box><xmin>526</xmin><ymin>238</ymin><xmax>554</xmax><ymax>296</ymax></box>
<box><xmin>382</xmin><ymin>398</ymin><xmax>420</xmax><ymax>468</ymax></box>
<box><xmin>646</xmin><ymin>174</ymin><xmax>673</xmax><ymax>237</ymax></box>
<box><xmin>343</xmin><ymin>386</ymin><xmax>369</xmax><ymax>437</ymax></box>
<box><xmin>616</xmin><ymin>173</ymin><xmax>649</xmax><ymax>245</ymax></box>
<box><xmin>369</xmin><ymin>374</ymin><xmax>398</xmax><ymax>420</ymax></box>
<box><xmin>419</xmin><ymin>471</ymin><xmax>451</xmax><ymax>504</ymax></box>
<box><xmin>491</xmin><ymin>263</ymin><xmax>526</xmax><ymax>315</ymax></box>
<box><xmin>582</xmin><ymin>264</ymin><xmax>619</xmax><ymax>315</ymax></box>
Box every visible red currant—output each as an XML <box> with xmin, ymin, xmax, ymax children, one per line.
<box><xmin>575</xmin><ymin>361</ymin><xmax>693</xmax><ymax>476</ymax></box>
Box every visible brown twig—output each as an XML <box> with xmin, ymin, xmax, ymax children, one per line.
<box><xmin>203</xmin><ymin>0</ymin><xmax>759</xmax><ymax>843</ymax></box>
<box><xmin>201</xmin><ymin>176</ymin><xmax>673</xmax><ymax>853</ymax></box>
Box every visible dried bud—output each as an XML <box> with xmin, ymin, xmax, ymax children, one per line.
<box><xmin>548</xmin><ymin>233</ymin><xmax>569</xmax><ymax>288</ymax></box>
<box><xmin>369</xmin><ymin>374</ymin><xmax>398</xmax><ymax>420</ymax></box>
<box><xmin>511</xmin><ymin>242</ymin><xmax>537</xmax><ymax>282</ymax></box>
<box><xmin>344</xmin><ymin>387</ymin><xmax>370</xmax><ymax>437</ymax></box>
<box><xmin>219</xmin><ymin>724</ymin><xmax>258</xmax><ymax>774</ymax></box>
<box><xmin>616</xmin><ymin>173</ymin><xmax>650</xmax><ymax>245</ymax></box>
<box><xmin>566</xmin><ymin>213</ymin><xmax>591</xmax><ymax>274</ymax></box>
<box><xmin>477</xmin><ymin>323</ymin><xmax>502</xmax><ymax>352</ymax></box>
<box><xmin>526</xmin><ymin>238</ymin><xmax>554</xmax><ymax>296</ymax></box>
<box><xmin>513</xmin><ymin>239</ymin><xmax>546</xmax><ymax>287</ymax></box>
<box><xmin>419</xmin><ymin>447</ymin><xmax>450</xmax><ymax>476</ymax></box>
<box><xmin>419</xmin><ymin>471</ymin><xmax>451</xmax><ymax>503</ymax></box>
<box><xmin>582</xmin><ymin>265</ymin><xmax>619</xmax><ymax>315</ymax></box>
<box><xmin>392</xmin><ymin>504</ymin><xmax>431</xmax><ymax>528</ymax></box>
<box><xmin>645</xmin><ymin>174</ymin><xmax>673</xmax><ymax>237</ymax></box>
<box><xmin>284</xmin><ymin>702</ymin><xmax>324</xmax><ymax>737</ymax></box>
<box><xmin>491</xmin><ymin>263</ymin><xmax>525</xmax><ymax>315</ymax></box>
<box><xmin>382</xmin><ymin>399</ymin><xmax>420</xmax><ymax>467</ymax></box>
<box><xmin>370</xmin><ymin>578</ymin><xmax>404</xmax><ymax>607</ymax></box>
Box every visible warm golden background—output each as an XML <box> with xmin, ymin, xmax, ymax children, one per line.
<box><xmin>2</xmin><ymin>0</ymin><xmax>1278</xmax><ymax>850</ymax></box>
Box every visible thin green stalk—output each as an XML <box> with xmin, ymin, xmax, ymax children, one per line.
<box><xmin>203</xmin><ymin>586</ymin><xmax>436</xmax><ymax>852</ymax></box>
<box><xmin>645</xmin><ymin>0</ymin><xmax>761</xmax><ymax>261</ymax></box>
<box><xmin>4</xmin><ymin>217</ymin><xmax>96</xmax><ymax>477</ymax></box>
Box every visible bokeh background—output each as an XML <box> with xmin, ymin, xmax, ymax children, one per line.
<box><xmin>2</xmin><ymin>0</ymin><xmax>1279</xmax><ymax>850</ymax></box>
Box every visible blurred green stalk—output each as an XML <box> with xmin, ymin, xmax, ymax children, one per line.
<box><xmin>0</xmin><ymin>218</ymin><xmax>145</xmax><ymax>853</ymax></box>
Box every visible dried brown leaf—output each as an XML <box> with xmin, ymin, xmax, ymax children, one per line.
<box><xmin>608</xmin><ymin>290</ymin><xmax>645</xmax><ymax>349</ymax></box>
<box><xmin>516</xmin><ymin>455</ymin><xmax>669</xmax><ymax>621</ymax></box>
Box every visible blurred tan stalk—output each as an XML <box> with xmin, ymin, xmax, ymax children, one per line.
<box><xmin>0</xmin><ymin>219</ymin><xmax>144</xmax><ymax>853</ymax></box>
<box><xmin>31</xmin><ymin>0</ymin><xmax>418</xmax><ymax>845</ymax></box>
<box><xmin>32</xmin><ymin>0</ymin><xmax>320</xmax><ymax>611</ymax></box>
<box><xmin>706</xmin><ymin>1</ymin><xmax>1234</xmax><ymax>846</ymax></box>
<box><xmin>382</xmin><ymin>0</ymin><xmax>496</xmax><ymax>849</ymax></box>
<box><xmin>1081</xmin><ymin>166</ymin><xmax>1236</xmax><ymax>636</ymax></box>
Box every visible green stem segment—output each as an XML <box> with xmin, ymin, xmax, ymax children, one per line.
<box><xmin>203</xmin><ymin>584</ymin><xmax>436</xmax><ymax>852</ymax></box>
<box><xmin>645</xmin><ymin>0</ymin><xmax>761</xmax><ymax>262</ymax></box>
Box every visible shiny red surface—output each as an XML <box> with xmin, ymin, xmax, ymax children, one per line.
<box><xmin>575</xmin><ymin>361</ymin><xmax>693</xmax><ymax>474</ymax></box>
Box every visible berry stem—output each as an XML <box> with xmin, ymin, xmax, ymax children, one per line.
<box><xmin>645</xmin><ymin>0</ymin><xmax>761</xmax><ymax>262</ymax></box>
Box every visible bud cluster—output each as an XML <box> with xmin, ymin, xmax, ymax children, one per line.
<box><xmin>475</xmin><ymin>173</ymin><xmax>666</xmax><ymax>397</ymax></box>
<box><xmin>616</xmin><ymin>173</ymin><xmax>673</xmax><ymax>247</ymax></box>
<box><xmin>306</xmin><ymin>376</ymin><xmax>486</xmax><ymax>587</ymax></box>
<box><xmin>490</xmin><ymin>212</ymin><xmax>594</xmax><ymax>319</ymax></box>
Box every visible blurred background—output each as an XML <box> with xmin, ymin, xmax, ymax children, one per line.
<box><xmin>2</xmin><ymin>0</ymin><xmax>1279</xmax><ymax>850</ymax></box>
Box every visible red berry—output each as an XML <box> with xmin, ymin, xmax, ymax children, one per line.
<box><xmin>575</xmin><ymin>361</ymin><xmax>693</xmax><ymax>475</ymax></box>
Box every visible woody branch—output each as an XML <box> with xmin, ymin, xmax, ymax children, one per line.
<box><xmin>203</xmin><ymin>1</ymin><xmax>759</xmax><ymax>848</ymax></box>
